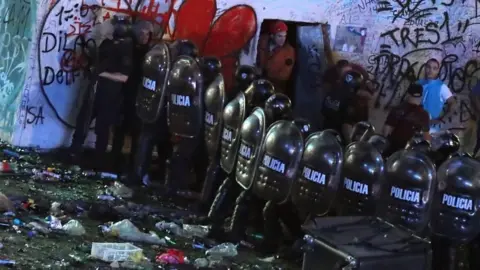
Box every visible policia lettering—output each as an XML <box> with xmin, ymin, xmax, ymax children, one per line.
<box><xmin>390</xmin><ymin>186</ymin><xmax>421</xmax><ymax>204</ymax></box>
<box><xmin>262</xmin><ymin>154</ymin><xmax>286</xmax><ymax>174</ymax></box>
<box><xmin>302</xmin><ymin>167</ymin><xmax>326</xmax><ymax>185</ymax></box>
<box><xmin>171</xmin><ymin>94</ymin><xmax>191</xmax><ymax>107</ymax></box>
<box><xmin>142</xmin><ymin>77</ymin><xmax>156</xmax><ymax>91</ymax></box>
<box><xmin>205</xmin><ymin>112</ymin><xmax>214</xmax><ymax>125</ymax></box>
<box><xmin>344</xmin><ymin>178</ymin><xmax>369</xmax><ymax>195</ymax></box>
<box><xmin>442</xmin><ymin>193</ymin><xmax>474</xmax><ymax>211</ymax></box>
<box><xmin>239</xmin><ymin>143</ymin><xmax>253</xmax><ymax>160</ymax></box>
<box><xmin>222</xmin><ymin>127</ymin><xmax>234</xmax><ymax>142</ymax></box>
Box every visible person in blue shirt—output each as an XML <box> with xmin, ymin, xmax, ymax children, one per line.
<box><xmin>417</xmin><ymin>58</ymin><xmax>456</xmax><ymax>132</ymax></box>
<box><xmin>470</xmin><ymin>81</ymin><xmax>480</xmax><ymax>155</ymax></box>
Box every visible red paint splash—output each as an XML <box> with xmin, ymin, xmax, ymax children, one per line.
<box><xmin>60</xmin><ymin>49</ymin><xmax>88</xmax><ymax>72</ymax></box>
<box><xmin>173</xmin><ymin>0</ymin><xmax>257</xmax><ymax>91</ymax></box>
<box><xmin>57</xmin><ymin>0</ymin><xmax>257</xmax><ymax>90</ymax></box>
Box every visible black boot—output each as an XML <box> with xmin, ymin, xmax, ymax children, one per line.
<box><xmin>257</xmin><ymin>200</ymin><xmax>282</xmax><ymax>255</ymax></box>
<box><xmin>164</xmin><ymin>138</ymin><xmax>196</xmax><ymax>192</ymax></box>
<box><xmin>128</xmin><ymin>129</ymin><xmax>154</xmax><ymax>186</ymax></box>
<box><xmin>469</xmin><ymin>236</ymin><xmax>480</xmax><ymax>270</ymax></box>
<box><xmin>227</xmin><ymin>190</ymin><xmax>251</xmax><ymax>242</ymax></box>
<box><xmin>199</xmin><ymin>161</ymin><xmax>224</xmax><ymax>212</ymax></box>
<box><xmin>205</xmin><ymin>176</ymin><xmax>237</xmax><ymax>239</ymax></box>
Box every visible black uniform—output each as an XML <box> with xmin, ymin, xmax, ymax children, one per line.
<box><xmin>129</xmin><ymin>40</ymin><xmax>198</xmax><ymax>186</ymax></box>
<box><xmin>164</xmin><ymin>54</ymin><xmax>204</xmax><ymax>193</ymax></box>
<box><xmin>252</xmin><ymin>119</ymin><xmax>309</xmax><ymax>254</ymax></box>
<box><xmin>226</xmin><ymin>94</ymin><xmax>295</xmax><ymax>242</ymax></box>
<box><xmin>198</xmin><ymin>65</ymin><xmax>258</xmax><ymax>210</ymax></box>
<box><xmin>70</xmin><ymin>37</ymin><xmax>133</xmax><ymax>157</ymax></box>
<box><xmin>206</xmin><ymin>79</ymin><xmax>274</xmax><ymax>236</ymax></box>
<box><xmin>321</xmin><ymin>70</ymin><xmax>364</xmax><ymax>135</ymax></box>
<box><xmin>111</xmin><ymin>43</ymin><xmax>150</xmax><ymax>171</ymax></box>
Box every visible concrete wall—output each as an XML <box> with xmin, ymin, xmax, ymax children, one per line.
<box><xmin>4</xmin><ymin>0</ymin><xmax>480</xmax><ymax>148</ymax></box>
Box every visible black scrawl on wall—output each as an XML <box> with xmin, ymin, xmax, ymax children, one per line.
<box><xmin>367</xmin><ymin>0</ymin><xmax>478</xmax><ymax>128</ymax></box>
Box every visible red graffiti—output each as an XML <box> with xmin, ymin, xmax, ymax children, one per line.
<box><xmin>66</xmin><ymin>20</ymin><xmax>99</xmax><ymax>37</ymax></box>
<box><xmin>172</xmin><ymin>0</ymin><xmax>257</xmax><ymax>90</ymax></box>
<box><xmin>99</xmin><ymin>0</ymin><xmax>172</xmax><ymax>26</ymax></box>
<box><xmin>60</xmin><ymin>49</ymin><xmax>88</xmax><ymax>72</ymax></box>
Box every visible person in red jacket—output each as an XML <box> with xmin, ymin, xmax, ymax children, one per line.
<box><xmin>257</xmin><ymin>20</ymin><xmax>295</xmax><ymax>94</ymax></box>
<box><xmin>382</xmin><ymin>83</ymin><xmax>431</xmax><ymax>156</ymax></box>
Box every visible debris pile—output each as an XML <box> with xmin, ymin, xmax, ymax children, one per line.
<box><xmin>0</xmin><ymin>143</ymin><xmax>292</xmax><ymax>269</ymax></box>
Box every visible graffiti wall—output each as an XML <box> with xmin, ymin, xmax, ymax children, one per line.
<box><xmin>7</xmin><ymin>0</ymin><xmax>480</xmax><ymax>148</ymax></box>
<box><xmin>337</xmin><ymin>0</ymin><xmax>480</xmax><ymax>131</ymax></box>
<box><xmin>0</xmin><ymin>0</ymin><xmax>36</xmax><ymax>141</ymax></box>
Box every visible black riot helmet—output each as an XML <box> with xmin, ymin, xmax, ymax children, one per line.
<box><xmin>405</xmin><ymin>134</ymin><xmax>431</xmax><ymax>153</ymax></box>
<box><xmin>350</xmin><ymin>121</ymin><xmax>375</xmax><ymax>142</ymax></box>
<box><xmin>264</xmin><ymin>93</ymin><xmax>292</xmax><ymax>124</ymax></box>
<box><xmin>367</xmin><ymin>134</ymin><xmax>389</xmax><ymax>155</ymax></box>
<box><xmin>200</xmin><ymin>56</ymin><xmax>222</xmax><ymax>86</ymax></box>
<box><xmin>293</xmin><ymin>118</ymin><xmax>313</xmax><ymax>139</ymax></box>
<box><xmin>342</xmin><ymin>70</ymin><xmax>364</xmax><ymax>92</ymax></box>
<box><xmin>112</xmin><ymin>15</ymin><xmax>132</xmax><ymax>40</ymax></box>
<box><xmin>235</xmin><ymin>65</ymin><xmax>257</xmax><ymax>91</ymax></box>
<box><xmin>244</xmin><ymin>79</ymin><xmax>275</xmax><ymax>109</ymax></box>
<box><xmin>323</xmin><ymin>129</ymin><xmax>344</xmax><ymax>146</ymax></box>
<box><xmin>172</xmin><ymin>39</ymin><xmax>198</xmax><ymax>58</ymax></box>
<box><xmin>434</xmin><ymin>131</ymin><xmax>460</xmax><ymax>154</ymax></box>
<box><xmin>431</xmin><ymin>131</ymin><xmax>460</xmax><ymax>165</ymax></box>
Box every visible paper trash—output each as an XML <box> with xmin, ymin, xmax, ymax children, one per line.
<box><xmin>91</xmin><ymin>242</ymin><xmax>143</xmax><ymax>262</ymax></box>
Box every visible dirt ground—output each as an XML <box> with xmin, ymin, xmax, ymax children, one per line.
<box><xmin>0</xmin><ymin>150</ymin><xmax>301</xmax><ymax>270</ymax></box>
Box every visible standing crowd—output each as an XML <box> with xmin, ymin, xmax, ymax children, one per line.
<box><xmin>67</xmin><ymin>18</ymin><xmax>464</xmax><ymax>184</ymax></box>
<box><xmin>67</xmin><ymin>18</ymin><xmax>462</xmax><ymax>186</ymax></box>
<box><xmin>54</xmin><ymin>17</ymin><xmax>480</xmax><ymax>265</ymax></box>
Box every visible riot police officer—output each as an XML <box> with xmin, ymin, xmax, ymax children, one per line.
<box><xmin>225</xmin><ymin>94</ymin><xmax>294</xmax><ymax>242</ymax></box>
<box><xmin>321</xmin><ymin>69</ymin><xmax>370</xmax><ymax>142</ymax></box>
<box><xmin>429</xmin><ymin>130</ymin><xmax>461</xmax><ymax>166</ymax></box>
<box><xmin>70</xmin><ymin>16</ymin><xmax>133</xmax><ymax>165</ymax></box>
<box><xmin>198</xmin><ymin>65</ymin><xmax>258</xmax><ymax>210</ymax></box>
<box><xmin>164</xmin><ymin>51</ymin><xmax>204</xmax><ymax>194</ymax></box>
<box><xmin>251</xmin><ymin>118</ymin><xmax>310</xmax><ymax>254</ymax></box>
<box><xmin>185</xmin><ymin>57</ymin><xmax>223</xmax><ymax>196</ymax></box>
<box><xmin>111</xmin><ymin>20</ymin><xmax>153</xmax><ymax>173</ymax></box>
<box><xmin>129</xmin><ymin>40</ymin><xmax>198</xmax><ymax>186</ymax></box>
<box><xmin>335</xmin><ymin>122</ymin><xmax>385</xmax><ymax>216</ymax></box>
<box><xmin>230</xmin><ymin>65</ymin><xmax>258</xmax><ymax>101</ymax></box>
<box><xmin>431</xmin><ymin>154</ymin><xmax>480</xmax><ymax>270</ymax></box>
<box><xmin>291</xmin><ymin>128</ymin><xmax>344</xmax><ymax>219</ymax></box>
<box><xmin>206</xmin><ymin>79</ymin><xmax>275</xmax><ymax>236</ymax></box>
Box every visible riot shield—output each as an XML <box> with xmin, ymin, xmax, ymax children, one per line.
<box><xmin>430</xmin><ymin>156</ymin><xmax>480</xmax><ymax>243</ymax></box>
<box><xmin>166</xmin><ymin>55</ymin><xmax>204</xmax><ymax>138</ymax></box>
<box><xmin>203</xmin><ymin>74</ymin><xmax>226</xmax><ymax>160</ymax></box>
<box><xmin>136</xmin><ymin>43</ymin><xmax>171</xmax><ymax>123</ymax></box>
<box><xmin>291</xmin><ymin>130</ymin><xmax>343</xmax><ymax>215</ymax></box>
<box><xmin>377</xmin><ymin>149</ymin><xmax>436</xmax><ymax>233</ymax></box>
<box><xmin>219</xmin><ymin>92</ymin><xmax>247</xmax><ymax>173</ymax></box>
<box><xmin>336</xmin><ymin>139</ymin><xmax>384</xmax><ymax>216</ymax></box>
<box><xmin>235</xmin><ymin>108</ymin><xmax>267</xmax><ymax>190</ymax></box>
<box><xmin>253</xmin><ymin>120</ymin><xmax>304</xmax><ymax>204</ymax></box>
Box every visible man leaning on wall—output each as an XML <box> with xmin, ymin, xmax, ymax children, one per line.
<box><xmin>417</xmin><ymin>58</ymin><xmax>456</xmax><ymax>133</ymax></box>
<box><xmin>69</xmin><ymin>17</ymin><xmax>133</xmax><ymax>166</ymax></box>
<box><xmin>111</xmin><ymin>20</ymin><xmax>153</xmax><ymax>173</ymax></box>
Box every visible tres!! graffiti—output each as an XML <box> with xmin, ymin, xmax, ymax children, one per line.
<box><xmin>367</xmin><ymin>0</ymin><xmax>479</xmax><ymax>129</ymax></box>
